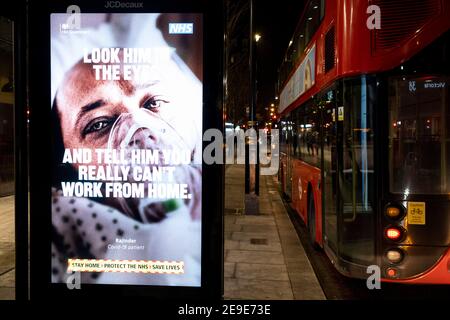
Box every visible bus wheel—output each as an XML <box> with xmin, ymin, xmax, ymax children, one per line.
<box><xmin>308</xmin><ymin>190</ymin><xmax>320</xmax><ymax>250</ymax></box>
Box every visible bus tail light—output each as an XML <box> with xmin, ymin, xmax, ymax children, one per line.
<box><xmin>385</xmin><ymin>226</ymin><xmax>405</xmax><ymax>242</ymax></box>
<box><xmin>385</xmin><ymin>204</ymin><xmax>405</xmax><ymax>220</ymax></box>
<box><xmin>386</xmin><ymin>267</ymin><xmax>398</xmax><ymax>278</ymax></box>
<box><xmin>386</xmin><ymin>248</ymin><xmax>404</xmax><ymax>264</ymax></box>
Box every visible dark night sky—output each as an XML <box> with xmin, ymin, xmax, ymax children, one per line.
<box><xmin>254</xmin><ymin>0</ymin><xmax>306</xmax><ymax>114</ymax></box>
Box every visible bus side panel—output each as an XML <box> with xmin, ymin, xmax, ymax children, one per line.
<box><xmin>315</xmin><ymin>174</ymin><xmax>323</xmax><ymax>247</ymax></box>
<box><xmin>280</xmin><ymin>154</ymin><xmax>288</xmax><ymax>195</ymax></box>
<box><xmin>291</xmin><ymin>159</ymin><xmax>323</xmax><ymax>245</ymax></box>
<box><xmin>291</xmin><ymin>159</ymin><xmax>308</xmax><ymax>222</ymax></box>
<box><xmin>312</xmin><ymin>167</ymin><xmax>322</xmax><ymax>246</ymax></box>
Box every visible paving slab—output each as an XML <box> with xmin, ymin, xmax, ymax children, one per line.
<box><xmin>240</xmin><ymin>224</ymin><xmax>278</xmax><ymax>233</ymax></box>
<box><xmin>0</xmin><ymin>269</ymin><xmax>15</xmax><ymax>288</ymax></box>
<box><xmin>224</xmin><ymin>278</ymin><xmax>294</xmax><ymax>300</ymax></box>
<box><xmin>231</xmin><ymin>231</ymin><xmax>280</xmax><ymax>242</ymax></box>
<box><xmin>235</xmin><ymin>216</ymin><xmax>276</xmax><ymax>225</ymax></box>
<box><xmin>226</xmin><ymin>250</ymin><xmax>285</xmax><ymax>265</ymax></box>
<box><xmin>0</xmin><ymin>287</ymin><xmax>14</xmax><ymax>300</ymax></box>
<box><xmin>238</xmin><ymin>240</ymin><xmax>282</xmax><ymax>252</ymax></box>
<box><xmin>224</xmin><ymin>262</ymin><xmax>236</xmax><ymax>278</ymax></box>
<box><xmin>0</xmin><ymin>196</ymin><xmax>15</xmax><ymax>300</ymax></box>
<box><xmin>224</xmin><ymin>239</ymin><xmax>240</xmax><ymax>250</ymax></box>
<box><xmin>235</xmin><ymin>263</ymin><xmax>290</xmax><ymax>281</ymax></box>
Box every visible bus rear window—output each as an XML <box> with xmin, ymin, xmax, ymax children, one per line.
<box><xmin>389</xmin><ymin>76</ymin><xmax>450</xmax><ymax>194</ymax></box>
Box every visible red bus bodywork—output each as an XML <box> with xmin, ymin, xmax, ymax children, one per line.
<box><xmin>281</xmin><ymin>0</ymin><xmax>450</xmax><ymax>116</ymax></box>
<box><xmin>279</xmin><ymin>0</ymin><xmax>450</xmax><ymax>284</ymax></box>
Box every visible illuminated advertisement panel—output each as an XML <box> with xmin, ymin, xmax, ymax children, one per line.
<box><xmin>50</xmin><ymin>12</ymin><xmax>203</xmax><ymax>287</ymax></box>
<box><xmin>279</xmin><ymin>43</ymin><xmax>316</xmax><ymax>113</ymax></box>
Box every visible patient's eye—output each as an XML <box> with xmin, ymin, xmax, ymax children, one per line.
<box><xmin>142</xmin><ymin>96</ymin><xmax>167</xmax><ymax>112</ymax></box>
<box><xmin>83</xmin><ymin>117</ymin><xmax>114</xmax><ymax>136</ymax></box>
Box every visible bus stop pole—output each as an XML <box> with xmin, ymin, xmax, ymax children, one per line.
<box><xmin>245</xmin><ymin>0</ymin><xmax>259</xmax><ymax>214</ymax></box>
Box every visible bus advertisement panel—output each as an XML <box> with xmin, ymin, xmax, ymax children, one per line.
<box><xmin>279</xmin><ymin>44</ymin><xmax>315</xmax><ymax>113</ymax></box>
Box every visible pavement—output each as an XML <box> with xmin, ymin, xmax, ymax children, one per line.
<box><xmin>224</xmin><ymin>165</ymin><xmax>325</xmax><ymax>300</ymax></box>
<box><xmin>0</xmin><ymin>165</ymin><xmax>325</xmax><ymax>300</ymax></box>
<box><xmin>0</xmin><ymin>195</ymin><xmax>15</xmax><ymax>300</ymax></box>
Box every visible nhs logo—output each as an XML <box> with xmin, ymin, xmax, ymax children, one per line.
<box><xmin>169</xmin><ymin>23</ymin><xmax>194</xmax><ymax>34</ymax></box>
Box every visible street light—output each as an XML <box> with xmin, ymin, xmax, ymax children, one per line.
<box><xmin>254</xmin><ymin>33</ymin><xmax>261</xmax><ymax>42</ymax></box>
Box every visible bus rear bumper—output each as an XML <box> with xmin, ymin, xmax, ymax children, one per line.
<box><xmin>382</xmin><ymin>247</ymin><xmax>450</xmax><ymax>285</ymax></box>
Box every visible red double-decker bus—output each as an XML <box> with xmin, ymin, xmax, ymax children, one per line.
<box><xmin>278</xmin><ymin>0</ymin><xmax>450</xmax><ymax>284</ymax></box>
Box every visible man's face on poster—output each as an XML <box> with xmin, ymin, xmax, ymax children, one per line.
<box><xmin>54</xmin><ymin>53</ymin><xmax>198</xmax><ymax>166</ymax></box>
